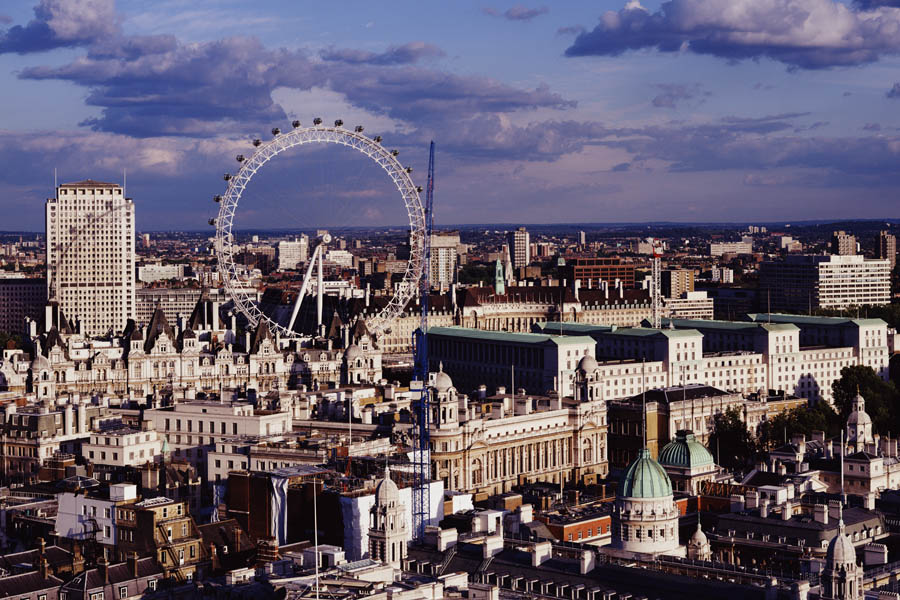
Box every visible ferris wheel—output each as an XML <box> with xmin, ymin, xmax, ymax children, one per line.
<box><xmin>212</xmin><ymin>119</ymin><xmax>426</xmax><ymax>339</ymax></box>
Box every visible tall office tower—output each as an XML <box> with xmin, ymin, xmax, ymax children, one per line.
<box><xmin>506</xmin><ymin>226</ymin><xmax>530</xmax><ymax>269</ymax></box>
<box><xmin>578</xmin><ymin>230</ymin><xmax>586</xmax><ymax>246</ymax></box>
<box><xmin>277</xmin><ymin>236</ymin><xmax>309</xmax><ymax>270</ymax></box>
<box><xmin>46</xmin><ymin>180</ymin><xmax>135</xmax><ymax>336</ymax></box>
<box><xmin>876</xmin><ymin>230</ymin><xmax>897</xmax><ymax>269</ymax></box>
<box><xmin>830</xmin><ymin>230</ymin><xmax>857</xmax><ymax>255</ymax></box>
<box><xmin>430</xmin><ymin>231</ymin><xmax>460</xmax><ymax>291</ymax></box>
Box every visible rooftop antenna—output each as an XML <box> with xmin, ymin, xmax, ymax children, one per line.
<box><xmin>642</xmin><ymin>358</ymin><xmax>647</xmax><ymax>451</ymax></box>
<box><xmin>840</xmin><ymin>430</ymin><xmax>846</xmax><ymax>506</ymax></box>
<box><xmin>54</xmin><ymin>168</ymin><xmax>57</xmax><ymax>190</ymax></box>
<box><xmin>123</xmin><ymin>168</ymin><xmax>126</xmax><ymax>198</ymax></box>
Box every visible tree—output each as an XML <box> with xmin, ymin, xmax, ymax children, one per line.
<box><xmin>757</xmin><ymin>403</ymin><xmax>840</xmax><ymax>450</ymax></box>
<box><xmin>707</xmin><ymin>406</ymin><xmax>759</xmax><ymax>472</ymax></box>
<box><xmin>831</xmin><ymin>365</ymin><xmax>899</xmax><ymax>435</ymax></box>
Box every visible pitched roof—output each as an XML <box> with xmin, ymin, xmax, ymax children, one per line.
<box><xmin>144</xmin><ymin>306</ymin><xmax>175</xmax><ymax>352</ymax></box>
<box><xmin>250</xmin><ymin>319</ymin><xmax>274</xmax><ymax>354</ymax></box>
<box><xmin>62</xmin><ymin>558</ymin><xmax>162</xmax><ymax>591</ymax></box>
<box><xmin>0</xmin><ymin>572</ymin><xmax>63</xmax><ymax>596</ymax></box>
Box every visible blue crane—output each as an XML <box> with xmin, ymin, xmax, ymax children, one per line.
<box><xmin>411</xmin><ymin>141</ymin><xmax>435</xmax><ymax>540</ymax></box>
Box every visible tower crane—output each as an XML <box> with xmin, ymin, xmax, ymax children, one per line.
<box><xmin>411</xmin><ymin>141</ymin><xmax>435</xmax><ymax>540</ymax></box>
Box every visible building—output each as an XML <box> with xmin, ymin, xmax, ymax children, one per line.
<box><xmin>58</xmin><ymin>556</ymin><xmax>165</xmax><ymax>600</ymax></box>
<box><xmin>830</xmin><ymin>230</ymin><xmax>857</xmax><ymax>256</ymax></box>
<box><xmin>368</xmin><ymin>466</ymin><xmax>407</xmax><ymax>567</ymax></box>
<box><xmin>578</xmin><ymin>231</ymin><xmax>586</xmax><ymax>246</ymax></box>
<box><xmin>759</xmin><ymin>254</ymin><xmax>890</xmax><ymax>311</ymax></box>
<box><xmin>81</xmin><ymin>427</ymin><xmax>164</xmax><ymax>468</ymax></box>
<box><xmin>427</xmin><ymin>326</ymin><xmax>596</xmax><ymax>398</ymax></box>
<box><xmin>821</xmin><ymin>519</ymin><xmax>862</xmax><ymax>600</ymax></box>
<box><xmin>277</xmin><ymin>237</ymin><xmax>309</xmax><ymax>270</ymax></box>
<box><xmin>507</xmin><ymin>227</ymin><xmax>530</xmax><ymax>269</ymax></box>
<box><xmin>663</xmin><ymin>291</ymin><xmax>714</xmax><ymax>320</ymax></box>
<box><xmin>710</xmin><ymin>266</ymin><xmax>733</xmax><ymax>284</ymax></box>
<box><xmin>46</xmin><ymin>180</ymin><xmax>135</xmax><ymax>336</ymax></box>
<box><xmin>135</xmin><ymin>287</ymin><xmax>228</xmax><ymax>325</ymax></box>
<box><xmin>136</xmin><ymin>264</ymin><xmax>185</xmax><ymax>284</ymax></box>
<box><xmin>55</xmin><ymin>481</ymin><xmax>139</xmax><ymax>557</ymax></box>
<box><xmin>563</xmin><ymin>258</ymin><xmax>636</xmax><ymax>289</ymax></box>
<box><xmin>0</xmin><ymin>277</ymin><xmax>45</xmax><ymax>333</ymax></box>
<box><xmin>426</xmin><ymin>365</ymin><xmax>608</xmax><ymax>494</ymax></box>
<box><xmin>657</xmin><ymin>430</ymin><xmax>718</xmax><ymax>495</ymax></box>
<box><xmin>608</xmin><ymin>448</ymin><xmax>683</xmax><ymax>558</ymax></box>
<box><xmin>661</xmin><ymin>269</ymin><xmax>693</xmax><ymax>299</ymax></box>
<box><xmin>709</xmin><ymin>241</ymin><xmax>752</xmax><ymax>256</ymax></box>
<box><xmin>430</xmin><ymin>232</ymin><xmax>460</xmax><ymax>291</ymax></box>
<box><xmin>875</xmin><ymin>230</ymin><xmax>897</xmax><ymax>269</ymax></box>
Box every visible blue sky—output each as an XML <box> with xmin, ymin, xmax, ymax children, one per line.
<box><xmin>0</xmin><ymin>0</ymin><xmax>899</xmax><ymax>230</ymax></box>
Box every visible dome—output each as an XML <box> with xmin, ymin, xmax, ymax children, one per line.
<box><xmin>658</xmin><ymin>430</ymin><xmax>715</xmax><ymax>469</ymax></box>
<box><xmin>847</xmin><ymin>400</ymin><xmax>871</xmax><ymax>426</ymax></box>
<box><xmin>344</xmin><ymin>344</ymin><xmax>362</xmax><ymax>362</ymax></box>
<box><xmin>577</xmin><ymin>354</ymin><xmax>598</xmax><ymax>374</ymax></box>
<box><xmin>826</xmin><ymin>522</ymin><xmax>856</xmax><ymax>566</ymax></box>
<box><xmin>618</xmin><ymin>448</ymin><xmax>673</xmax><ymax>499</ymax></box>
<box><xmin>375</xmin><ymin>466</ymin><xmax>400</xmax><ymax>506</ymax></box>
<box><xmin>433</xmin><ymin>363</ymin><xmax>453</xmax><ymax>392</ymax></box>
<box><xmin>31</xmin><ymin>352</ymin><xmax>50</xmax><ymax>372</ymax></box>
<box><xmin>689</xmin><ymin>523</ymin><xmax>709</xmax><ymax>548</ymax></box>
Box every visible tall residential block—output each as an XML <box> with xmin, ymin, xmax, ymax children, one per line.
<box><xmin>507</xmin><ymin>226</ymin><xmax>530</xmax><ymax>269</ymax></box>
<box><xmin>46</xmin><ymin>180</ymin><xmax>135</xmax><ymax>335</ymax></box>
<box><xmin>661</xmin><ymin>269</ymin><xmax>694</xmax><ymax>298</ymax></box>
<box><xmin>759</xmin><ymin>254</ymin><xmax>890</xmax><ymax>312</ymax></box>
<box><xmin>830</xmin><ymin>230</ymin><xmax>857</xmax><ymax>256</ymax></box>
<box><xmin>430</xmin><ymin>231</ymin><xmax>460</xmax><ymax>291</ymax></box>
<box><xmin>0</xmin><ymin>277</ymin><xmax>46</xmax><ymax>333</ymax></box>
<box><xmin>277</xmin><ymin>236</ymin><xmax>309</xmax><ymax>270</ymax></box>
<box><xmin>876</xmin><ymin>230</ymin><xmax>897</xmax><ymax>269</ymax></box>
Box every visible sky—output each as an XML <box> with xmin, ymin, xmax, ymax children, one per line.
<box><xmin>1</xmin><ymin>0</ymin><xmax>899</xmax><ymax>230</ymax></box>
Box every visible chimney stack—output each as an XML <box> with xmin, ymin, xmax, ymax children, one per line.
<box><xmin>128</xmin><ymin>552</ymin><xmax>138</xmax><ymax>578</ymax></box>
<box><xmin>98</xmin><ymin>557</ymin><xmax>109</xmax><ymax>584</ymax></box>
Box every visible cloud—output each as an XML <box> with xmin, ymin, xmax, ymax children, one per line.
<box><xmin>483</xmin><ymin>5</ymin><xmax>549</xmax><ymax>21</ymax></box>
<box><xmin>0</xmin><ymin>0</ymin><xmax>118</xmax><ymax>54</ymax></box>
<box><xmin>611</xmin><ymin>162</ymin><xmax>631</xmax><ymax>171</ymax></box>
<box><xmin>651</xmin><ymin>83</ymin><xmax>710</xmax><ymax>108</ymax></box>
<box><xmin>564</xmin><ymin>0</ymin><xmax>900</xmax><ymax>69</ymax></box>
<box><xmin>0</xmin><ymin>15</ymin><xmax>12</xmax><ymax>25</ymax></box>
<box><xmin>853</xmin><ymin>0</ymin><xmax>900</xmax><ymax>8</ymax></box>
<box><xmin>863</xmin><ymin>122</ymin><xmax>882</xmax><ymax>131</ymax></box>
<box><xmin>888</xmin><ymin>83</ymin><xmax>900</xmax><ymax>98</ymax></box>
<box><xmin>320</xmin><ymin>42</ymin><xmax>445</xmax><ymax>65</ymax></box>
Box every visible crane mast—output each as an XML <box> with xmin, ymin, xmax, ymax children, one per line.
<box><xmin>412</xmin><ymin>141</ymin><xmax>435</xmax><ymax>540</ymax></box>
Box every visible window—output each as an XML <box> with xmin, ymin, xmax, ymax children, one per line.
<box><xmin>90</xmin><ymin>593</ymin><xmax>104</xmax><ymax>600</ymax></box>
<box><xmin>148</xmin><ymin>581</ymin><xmax>157</xmax><ymax>591</ymax></box>
<box><xmin>119</xmin><ymin>587</ymin><xmax>128</xmax><ymax>599</ymax></box>
<box><xmin>39</xmin><ymin>595</ymin><xmax>47</xmax><ymax>600</ymax></box>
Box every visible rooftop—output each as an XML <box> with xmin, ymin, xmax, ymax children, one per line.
<box><xmin>59</xmin><ymin>179</ymin><xmax>121</xmax><ymax>188</ymax></box>
<box><xmin>428</xmin><ymin>326</ymin><xmax>594</xmax><ymax>346</ymax></box>
<box><xmin>662</xmin><ymin>318</ymin><xmax>798</xmax><ymax>332</ymax></box>
<box><xmin>747</xmin><ymin>313</ymin><xmax>887</xmax><ymax>327</ymax></box>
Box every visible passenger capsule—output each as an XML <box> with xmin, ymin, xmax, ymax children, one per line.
<box><xmin>354</xmin><ymin>125</ymin><xmax>364</xmax><ymax>133</ymax></box>
<box><xmin>208</xmin><ymin>218</ymin><xmax>216</xmax><ymax>226</ymax></box>
<box><xmin>236</xmin><ymin>155</ymin><xmax>244</xmax><ymax>162</ymax></box>
<box><xmin>271</xmin><ymin>127</ymin><xmax>281</xmax><ymax>136</ymax></box>
<box><xmin>416</xmin><ymin>186</ymin><xmax>423</xmax><ymax>193</ymax></box>
<box><xmin>292</xmin><ymin>120</ymin><xmax>301</xmax><ymax>128</ymax></box>
<box><xmin>223</xmin><ymin>174</ymin><xmax>232</xmax><ymax>181</ymax></box>
<box><xmin>334</xmin><ymin>119</ymin><xmax>343</xmax><ymax>127</ymax></box>
<box><xmin>373</xmin><ymin>136</ymin><xmax>382</xmax><ymax>143</ymax></box>
<box><xmin>390</xmin><ymin>150</ymin><xmax>399</xmax><ymax>157</ymax></box>
<box><xmin>405</xmin><ymin>167</ymin><xmax>413</xmax><ymax>173</ymax></box>
<box><xmin>252</xmin><ymin>139</ymin><xmax>261</xmax><ymax>147</ymax></box>
<box><xmin>313</xmin><ymin>117</ymin><xmax>323</xmax><ymax>125</ymax></box>
<box><xmin>214</xmin><ymin>195</ymin><xmax>222</xmax><ymax>203</ymax></box>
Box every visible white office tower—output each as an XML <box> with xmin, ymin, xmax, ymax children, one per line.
<box><xmin>46</xmin><ymin>180</ymin><xmax>135</xmax><ymax>336</ymax></box>
<box><xmin>277</xmin><ymin>236</ymin><xmax>308</xmax><ymax>270</ymax></box>
<box><xmin>507</xmin><ymin>226</ymin><xmax>530</xmax><ymax>269</ymax></box>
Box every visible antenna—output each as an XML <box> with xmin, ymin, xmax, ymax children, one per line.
<box><xmin>123</xmin><ymin>168</ymin><xmax>126</xmax><ymax>198</ymax></box>
<box><xmin>840</xmin><ymin>430</ymin><xmax>845</xmax><ymax>506</ymax></box>
<box><xmin>54</xmin><ymin>168</ymin><xmax>57</xmax><ymax>189</ymax></box>
<box><xmin>642</xmin><ymin>358</ymin><xmax>647</xmax><ymax>451</ymax></box>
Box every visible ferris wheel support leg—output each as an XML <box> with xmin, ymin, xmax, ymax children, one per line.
<box><xmin>287</xmin><ymin>244</ymin><xmax>322</xmax><ymax>334</ymax></box>
<box><xmin>317</xmin><ymin>246</ymin><xmax>324</xmax><ymax>335</ymax></box>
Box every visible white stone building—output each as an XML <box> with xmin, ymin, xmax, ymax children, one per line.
<box><xmin>82</xmin><ymin>427</ymin><xmax>164</xmax><ymax>467</ymax></box>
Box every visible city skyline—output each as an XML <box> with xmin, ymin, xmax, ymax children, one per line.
<box><xmin>1</xmin><ymin>0</ymin><xmax>900</xmax><ymax>231</ymax></box>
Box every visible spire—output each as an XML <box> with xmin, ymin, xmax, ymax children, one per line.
<box><xmin>494</xmin><ymin>259</ymin><xmax>505</xmax><ymax>296</ymax></box>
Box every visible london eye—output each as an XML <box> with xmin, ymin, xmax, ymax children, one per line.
<box><xmin>212</xmin><ymin>120</ymin><xmax>426</xmax><ymax>338</ymax></box>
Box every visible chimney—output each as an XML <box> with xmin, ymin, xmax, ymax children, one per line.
<box><xmin>234</xmin><ymin>527</ymin><xmax>242</xmax><ymax>552</ymax></box>
<box><xmin>782</xmin><ymin>501</ymin><xmax>792</xmax><ymax>520</ymax></box>
<box><xmin>98</xmin><ymin>556</ymin><xmax>109</xmax><ymax>584</ymax></box>
<box><xmin>39</xmin><ymin>557</ymin><xmax>50</xmax><ymax>579</ymax></box>
<box><xmin>39</xmin><ymin>537</ymin><xmax>46</xmax><ymax>557</ymax></box>
<box><xmin>128</xmin><ymin>552</ymin><xmax>138</xmax><ymax>578</ymax></box>
<box><xmin>813</xmin><ymin>504</ymin><xmax>828</xmax><ymax>525</ymax></box>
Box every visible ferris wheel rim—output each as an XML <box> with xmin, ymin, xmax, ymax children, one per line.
<box><xmin>213</xmin><ymin>125</ymin><xmax>426</xmax><ymax>339</ymax></box>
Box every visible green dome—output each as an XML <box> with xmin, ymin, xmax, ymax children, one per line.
<box><xmin>658</xmin><ymin>430</ymin><xmax>714</xmax><ymax>469</ymax></box>
<box><xmin>618</xmin><ymin>448</ymin><xmax>673</xmax><ymax>498</ymax></box>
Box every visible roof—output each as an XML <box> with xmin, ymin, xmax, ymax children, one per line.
<box><xmin>624</xmin><ymin>384</ymin><xmax>732</xmax><ymax>405</ymax></box>
<box><xmin>62</xmin><ymin>558</ymin><xmax>162</xmax><ymax>591</ymax></box>
<box><xmin>618</xmin><ymin>448</ymin><xmax>673</xmax><ymax>499</ymax></box>
<box><xmin>0</xmin><ymin>572</ymin><xmax>63</xmax><ymax>596</ymax></box>
<box><xmin>662</xmin><ymin>318</ymin><xmax>798</xmax><ymax>333</ymax></box>
<box><xmin>60</xmin><ymin>179</ymin><xmax>120</xmax><ymax>188</ymax></box>
<box><xmin>746</xmin><ymin>314</ymin><xmax>886</xmax><ymax>327</ymax></box>
<box><xmin>658</xmin><ymin>431</ymin><xmax>715</xmax><ymax>469</ymax></box>
<box><xmin>428</xmin><ymin>326</ymin><xmax>594</xmax><ymax>347</ymax></box>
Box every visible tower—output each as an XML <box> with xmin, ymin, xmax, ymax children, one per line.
<box><xmin>821</xmin><ymin>516</ymin><xmax>862</xmax><ymax>600</ymax></box>
<box><xmin>430</xmin><ymin>364</ymin><xmax>459</xmax><ymax>429</ymax></box>
<box><xmin>368</xmin><ymin>466</ymin><xmax>407</xmax><ymax>567</ymax></box>
<box><xmin>686</xmin><ymin>521</ymin><xmax>711</xmax><ymax>561</ymax></box>
<box><xmin>506</xmin><ymin>227</ymin><xmax>530</xmax><ymax>269</ymax></box>
<box><xmin>846</xmin><ymin>391</ymin><xmax>873</xmax><ymax>448</ymax></box>
<box><xmin>494</xmin><ymin>259</ymin><xmax>505</xmax><ymax>295</ymax></box>
<box><xmin>46</xmin><ymin>180</ymin><xmax>135</xmax><ymax>336</ymax></box>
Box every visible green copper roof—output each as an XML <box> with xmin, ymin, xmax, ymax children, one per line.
<box><xmin>428</xmin><ymin>326</ymin><xmax>593</xmax><ymax>346</ymax></box>
<box><xmin>618</xmin><ymin>448</ymin><xmax>673</xmax><ymax>499</ymax></box>
<box><xmin>658</xmin><ymin>431</ymin><xmax>715</xmax><ymax>469</ymax></box>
